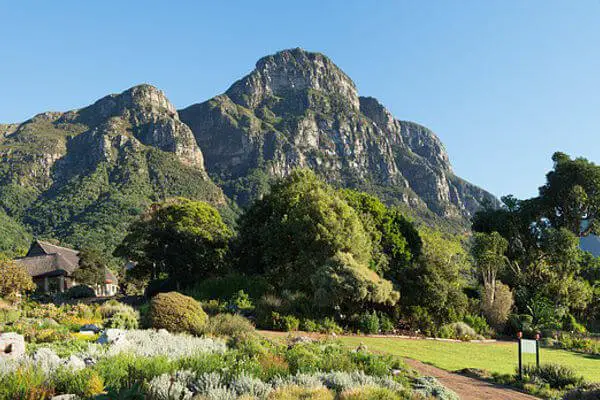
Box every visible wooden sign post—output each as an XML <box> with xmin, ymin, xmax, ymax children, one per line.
<box><xmin>517</xmin><ymin>332</ymin><xmax>540</xmax><ymax>380</ymax></box>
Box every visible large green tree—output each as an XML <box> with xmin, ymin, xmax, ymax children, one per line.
<box><xmin>115</xmin><ymin>198</ymin><xmax>233</xmax><ymax>287</ymax></box>
<box><xmin>73</xmin><ymin>248</ymin><xmax>108</xmax><ymax>287</ymax></box>
<box><xmin>539</xmin><ymin>152</ymin><xmax>600</xmax><ymax>236</ymax></box>
<box><xmin>394</xmin><ymin>227</ymin><xmax>469</xmax><ymax>327</ymax></box>
<box><xmin>235</xmin><ymin>170</ymin><xmax>399</xmax><ymax>313</ymax></box>
<box><xmin>340</xmin><ymin>189</ymin><xmax>422</xmax><ymax>284</ymax></box>
<box><xmin>472</xmin><ymin>152</ymin><xmax>600</xmax><ymax>329</ymax></box>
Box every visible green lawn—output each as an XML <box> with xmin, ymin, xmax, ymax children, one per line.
<box><xmin>337</xmin><ymin>336</ymin><xmax>600</xmax><ymax>383</ymax></box>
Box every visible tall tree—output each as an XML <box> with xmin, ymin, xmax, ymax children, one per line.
<box><xmin>74</xmin><ymin>248</ymin><xmax>107</xmax><ymax>286</ymax></box>
<box><xmin>115</xmin><ymin>198</ymin><xmax>233</xmax><ymax>287</ymax></box>
<box><xmin>402</xmin><ymin>228</ymin><xmax>469</xmax><ymax>326</ymax></box>
<box><xmin>472</xmin><ymin>231</ymin><xmax>508</xmax><ymax>304</ymax></box>
<box><xmin>235</xmin><ymin>170</ymin><xmax>399</xmax><ymax>314</ymax></box>
<box><xmin>539</xmin><ymin>152</ymin><xmax>600</xmax><ymax>236</ymax></box>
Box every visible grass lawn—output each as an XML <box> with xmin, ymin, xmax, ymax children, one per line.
<box><xmin>338</xmin><ymin>336</ymin><xmax>600</xmax><ymax>383</ymax></box>
<box><xmin>260</xmin><ymin>332</ymin><xmax>600</xmax><ymax>383</ymax></box>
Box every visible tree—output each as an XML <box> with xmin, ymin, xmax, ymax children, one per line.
<box><xmin>235</xmin><ymin>170</ymin><xmax>399</xmax><ymax>314</ymax></box>
<box><xmin>472</xmin><ymin>152</ymin><xmax>600</xmax><ymax>322</ymax></box>
<box><xmin>115</xmin><ymin>198</ymin><xmax>233</xmax><ymax>287</ymax></box>
<box><xmin>539</xmin><ymin>152</ymin><xmax>600</xmax><ymax>236</ymax></box>
<box><xmin>401</xmin><ymin>228</ymin><xmax>469</xmax><ymax>326</ymax></box>
<box><xmin>341</xmin><ymin>189</ymin><xmax>422</xmax><ymax>283</ymax></box>
<box><xmin>74</xmin><ymin>248</ymin><xmax>107</xmax><ymax>286</ymax></box>
<box><xmin>0</xmin><ymin>258</ymin><xmax>35</xmax><ymax>302</ymax></box>
<box><xmin>472</xmin><ymin>232</ymin><xmax>508</xmax><ymax>305</ymax></box>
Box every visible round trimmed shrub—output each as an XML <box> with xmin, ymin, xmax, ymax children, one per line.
<box><xmin>149</xmin><ymin>291</ymin><xmax>208</xmax><ymax>335</ymax></box>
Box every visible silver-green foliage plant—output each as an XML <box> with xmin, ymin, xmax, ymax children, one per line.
<box><xmin>413</xmin><ymin>376</ymin><xmax>459</xmax><ymax>400</ymax></box>
<box><xmin>100</xmin><ymin>329</ymin><xmax>226</xmax><ymax>358</ymax></box>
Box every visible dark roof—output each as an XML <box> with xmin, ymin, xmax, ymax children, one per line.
<box><xmin>15</xmin><ymin>240</ymin><xmax>118</xmax><ymax>283</ymax></box>
<box><xmin>15</xmin><ymin>253</ymin><xmax>78</xmax><ymax>277</ymax></box>
<box><xmin>35</xmin><ymin>241</ymin><xmax>80</xmax><ymax>266</ymax></box>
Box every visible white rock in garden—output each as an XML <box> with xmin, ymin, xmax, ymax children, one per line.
<box><xmin>32</xmin><ymin>348</ymin><xmax>61</xmax><ymax>372</ymax></box>
<box><xmin>65</xmin><ymin>355</ymin><xmax>86</xmax><ymax>371</ymax></box>
<box><xmin>51</xmin><ymin>395</ymin><xmax>80</xmax><ymax>400</ymax></box>
<box><xmin>97</xmin><ymin>328</ymin><xmax>125</xmax><ymax>344</ymax></box>
<box><xmin>0</xmin><ymin>333</ymin><xmax>25</xmax><ymax>359</ymax></box>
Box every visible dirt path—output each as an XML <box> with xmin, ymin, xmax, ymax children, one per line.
<box><xmin>405</xmin><ymin>359</ymin><xmax>539</xmax><ymax>400</ymax></box>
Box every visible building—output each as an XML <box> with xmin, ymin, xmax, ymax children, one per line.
<box><xmin>14</xmin><ymin>240</ymin><xmax>119</xmax><ymax>297</ymax></box>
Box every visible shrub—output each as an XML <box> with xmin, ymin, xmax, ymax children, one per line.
<box><xmin>507</xmin><ymin>314</ymin><xmax>534</xmax><ymax>336</ymax></box>
<box><xmin>185</xmin><ymin>273</ymin><xmax>271</xmax><ymax>302</ymax></box>
<box><xmin>302</xmin><ymin>319</ymin><xmax>319</xmax><ymax>332</ymax></box>
<box><xmin>379</xmin><ymin>314</ymin><xmax>395</xmax><ymax>334</ymax></box>
<box><xmin>202</xmin><ymin>299</ymin><xmax>227</xmax><ymax>316</ymax></box>
<box><xmin>319</xmin><ymin>318</ymin><xmax>343</xmax><ymax>334</ymax></box>
<box><xmin>521</xmin><ymin>364</ymin><xmax>585</xmax><ymax>389</ymax></box>
<box><xmin>407</xmin><ymin>306</ymin><xmax>436</xmax><ymax>336</ymax></box>
<box><xmin>563</xmin><ymin>387</ymin><xmax>600</xmax><ymax>400</ymax></box>
<box><xmin>0</xmin><ymin>302</ymin><xmax>20</xmax><ymax>324</ymax></box>
<box><xmin>268</xmin><ymin>385</ymin><xmax>334</xmax><ymax>400</ymax></box>
<box><xmin>227</xmin><ymin>290</ymin><xmax>255</xmax><ymax>314</ymax></box>
<box><xmin>359</xmin><ymin>311</ymin><xmax>380</xmax><ymax>334</ymax></box>
<box><xmin>412</xmin><ymin>376</ymin><xmax>459</xmax><ymax>400</ymax></box>
<box><xmin>147</xmin><ymin>370</ymin><xmax>194</xmax><ymax>400</ymax></box>
<box><xmin>463</xmin><ymin>314</ymin><xmax>492</xmax><ymax>337</ymax></box>
<box><xmin>438</xmin><ymin>322</ymin><xmax>478</xmax><ymax>340</ymax></box>
<box><xmin>340</xmin><ymin>386</ymin><xmax>402</xmax><ymax>399</ymax></box>
<box><xmin>481</xmin><ymin>281</ymin><xmax>514</xmax><ymax>330</ymax></box>
<box><xmin>562</xmin><ymin>314</ymin><xmax>587</xmax><ymax>334</ymax></box>
<box><xmin>99</xmin><ymin>300</ymin><xmax>129</xmax><ymax>319</ymax></box>
<box><xmin>272</xmin><ymin>313</ymin><xmax>300</xmax><ymax>332</ymax></box>
<box><xmin>66</xmin><ymin>284</ymin><xmax>96</xmax><ymax>299</ymax></box>
<box><xmin>105</xmin><ymin>309</ymin><xmax>139</xmax><ymax>330</ymax></box>
<box><xmin>100</xmin><ymin>330</ymin><xmax>226</xmax><ymax>359</ymax></box>
<box><xmin>52</xmin><ymin>368</ymin><xmax>105</xmax><ymax>397</ymax></box>
<box><xmin>149</xmin><ymin>292</ymin><xmax>208</xmax><ymax>335</ymax></box>
<box><xmin>206</xmin><ymin>314</ymin><xmax>255</xmax><ymax>337</ymax></box>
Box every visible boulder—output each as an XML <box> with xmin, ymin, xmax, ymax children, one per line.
<box><xmin>0</xmin><ymin>332</ymin><xmax>25</xmax><ymax>359</ymax></box>
<box><xmin>80</xmin><ymin>324</ymin><xmax>101</xmax><ymax>334</ymax></box>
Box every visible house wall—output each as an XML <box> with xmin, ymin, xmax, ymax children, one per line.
<box><xmin>33</xmin><ymin>276</ymin><xmax>74</xmax><ymax>294</ymax></box>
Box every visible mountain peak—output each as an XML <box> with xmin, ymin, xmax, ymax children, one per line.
<box><xmin>226</xmin><ymin>48</ymin><xmax>359</xmax><ymax>110</ymax></box>
<box><xmin>79</xmin><ymin>84</ymin><xmax>176</xmax><ymax>122</ymax></box>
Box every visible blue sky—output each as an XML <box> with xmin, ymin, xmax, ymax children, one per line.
<box><xmin>1</xmin><ymin>1</ymin><xmax>598</xmax><ymax>200</ymax></box>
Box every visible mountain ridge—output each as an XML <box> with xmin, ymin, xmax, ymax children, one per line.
<box><xmin>0</xmin><ymin>48</ymin><xmax>497</xmax><ymax>259</ymax></box>
<box><xmin>180</xmin><ymin>48</ymin><xmax>499</xmax><ymax>224</ymax></box>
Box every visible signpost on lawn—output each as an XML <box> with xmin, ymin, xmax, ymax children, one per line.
<box><xmin>517</xmin><ymin>331</ymin><xmax>540</xmax><ymax>380</ymax></box>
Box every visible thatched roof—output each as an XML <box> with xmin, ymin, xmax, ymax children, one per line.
<box><xmin>15</xmin><ymin>240</ymin><xmax>118</xmax><ymax>283</ymax></box>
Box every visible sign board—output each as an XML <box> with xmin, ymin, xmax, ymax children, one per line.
<box><xmin>520</xmin><ymin>339</ymin><xmax>537</xmax><ymax>354</ymax></box>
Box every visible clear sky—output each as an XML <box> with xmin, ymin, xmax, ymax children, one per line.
<box><xmin>1</xmin><ymin>1</ymin><xmax>598</xmax><ymax>200</ymax></box>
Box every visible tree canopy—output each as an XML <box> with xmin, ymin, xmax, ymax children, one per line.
<box><xmin>472</xmin><ymin>152</ymin><xmax>600</xmax><ymax>330</ymax></box>
<box><xmin>235</xmin><ymin>170</ymin><xmax>400</xmax><ymax>313</ymax></box>
<box><xmin>115</xmin><ymin>198</ymin><xmax>233</xmax><ymax>287</ymax></box>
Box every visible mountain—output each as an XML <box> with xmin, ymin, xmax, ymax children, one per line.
<box><xmin>0</xmin><ymin>85</ymin><xmax>227</xmax><ymax>261</ymax></box>
<box><xmin>179</xmin><ymin>48</ymin><xmax>498</xmax><ymax>229</ymax></box>
<box><xmin>0</xmin><ymin>48</ymin><xmax>497</xmax><ymax>260</ymax></box>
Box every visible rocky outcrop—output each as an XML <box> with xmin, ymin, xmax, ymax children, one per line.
<box><xmin>0</xmin><ymin>85</ymin><xmax>226</xmax><ymax>261</ymax></box>
<box><xmin>180</xmin><ymin>48</ymin><xmax>498</xmax><ymax>225</ymax></box>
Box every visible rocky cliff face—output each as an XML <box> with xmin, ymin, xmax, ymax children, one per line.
<box><xmin>0</xmin><ymin>85</ymin><xmax>225</xmax><ymax>259</ymax></box>
<box><xmin>180</xmin><ymin>48</ymin><xmax>498</xmax><ymax>226</ymax></box>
